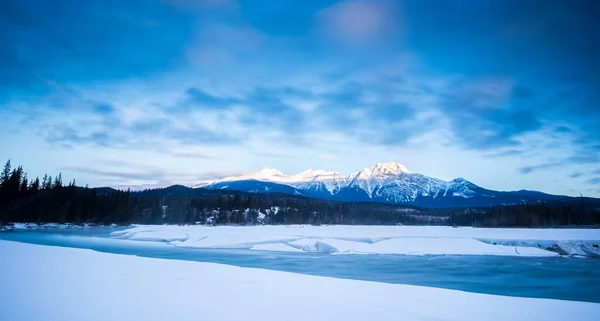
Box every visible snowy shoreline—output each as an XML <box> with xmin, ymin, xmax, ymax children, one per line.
<box><xmin>1</xmin><ymin>240</ymin><xmax>599</xmax><ymax>321</ymax></box>
<box><xmin>0</xmin><ymin>222</ymin><xmax>118</xmax><ymax>230</ymax></box>
<box><xmin>3</xmin><ymin>223</ymin><xmax>600</xmax><ymax>257</ymax></box>
<box><xmin>111</xmin><ymin>225</ymin><xmax>600</xmax><ymax>257</ymax></box>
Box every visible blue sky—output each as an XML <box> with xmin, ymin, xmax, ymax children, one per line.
<box><xmin>1</xmin><ymin>0</ymin><xmax>599</xmax><ymax>196</ymax></box>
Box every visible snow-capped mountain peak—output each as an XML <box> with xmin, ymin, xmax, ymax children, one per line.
<box><xmin>204</xmin><ymin>162</ymin><xmax>565</xmax><ymax>208</ymax></box>
<box><xmin>257</xmin><ymin>167</ymin><xmax>285</xmax><ymax>177</ymax></box>
<box><xmin>209</xmin><ymin>161</ymin><xmax>440</xmax><ymax>202</ymax></box>
<box><xmin>293</xmin><ymin>169</ymin><xmax>341</xmax><ymax>181</ymax></box>
<box><xmin>296</xmin><ymin>169</ymin><xmax>326</xmax><ymax>177</ymax></box>
<box><xmin>217</xmin><ymin>167</ymin><xmax>285</xmax><ymax>183</ymax></box>
<box><xmin>355</xmin><ymin>161</ymin><xmax>411</xmax><ymax>179</ymax></box>
<box><xmin>373</xmin><ymin>161</ymin><xmax>411</xmax><ymax>174</ymax></box>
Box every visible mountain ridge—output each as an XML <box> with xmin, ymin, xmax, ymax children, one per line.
<box><xmin>202</xmin><ymin>162</ymin><xmax>576</xmax><ymax>208</ymax></box>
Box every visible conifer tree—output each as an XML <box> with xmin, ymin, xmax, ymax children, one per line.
<box><xmin>20</xmin><ymin>173</ymin><xmax>28</xmax><ymax>192</ymax></box>
<box><xmin>45</xmin><ymin>176</ymin><xmax>53</xmax><ymax>190</ymax></box>
<box><xmin>41</xmin><ymin>174</ymin><xmax>48</xmax><ymax>189</ymax></box>
<box><xmin>53</xmin><ymin>173</ymin><xmax>63</xmax><ymax>189</ymax></box>
<box><xmin>8</xmin><ymin>166</ymin><xmax>23</xmax><ymax>193</ymax></box>
<box><xmin>30</xmin><ymin>177</ymin><xmax>40</xmax><ymax>192</ymax></box>
<box><xmin>1</xmin><ymin>159</ymin><xmax>11</xmax><ymax>186</ymax></box>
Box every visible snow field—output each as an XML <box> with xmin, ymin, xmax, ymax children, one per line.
<box><xmin>111</xmin><ymin>225</ymin><xmax>600</xmax><ymax>256</ymax></box>
<box><xmin>1</xmin><ymin>240</ymin><xmax>599</xmax><ymax>321</ymax></box>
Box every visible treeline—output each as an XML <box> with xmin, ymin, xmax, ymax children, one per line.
<box><xmin>450</xmin><ymin>201</ymin><xmax>600</xmax><ymax>227</ymax></box>
<box><xmin>146</xmin><ymin>192</ymin><xmax>450</xmax><ymax>226</ymax></box>
<box><xmin>0</xmin><ymin>160</ymin><xmax>447</xmax><ymax>225</ymax></box>
<box><xmin>0</xmin><ymin>160</ymin><xmax>142</xmax><ymax>224</ymax></box>
<box><xmin>1</xmin><ymin>160</ymin><xmax>599</xmax><ymax>227</ymax></box>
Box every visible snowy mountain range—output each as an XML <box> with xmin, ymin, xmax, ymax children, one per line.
<box><xmin>202</xmin><ymin>162</ymin><xmax>570</xmax><ymax>208</ymax></box>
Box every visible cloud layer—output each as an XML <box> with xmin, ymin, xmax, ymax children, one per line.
<box><xmin>0</xmin><ymin>0</ymin><xmax>598</xmax><ymax>195</ymax></box>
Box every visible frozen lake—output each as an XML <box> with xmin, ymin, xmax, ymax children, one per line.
<box><xmin>2</xmin><ymin>227</ymin><xmax>600</xmax><ymax>303</ymax></box>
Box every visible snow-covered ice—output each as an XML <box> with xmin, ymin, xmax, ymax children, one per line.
<box><xmin>250</xmin><ymin>242</ymin><xmax>304</xmax><ymax>252</ymax></box>
<box><xmin>318</xmin><ymin>237</ymin><xmax>557</xmax><ymax>256</ymax></box>
<box><xmin>111</xmin><ymin>225</ymin><xmax>600</xmax><ymax>257</ymax></box>
<box><xmin>0</xmin><ymin>240</ymin><xmax>598</xmax><ymax>321</ymax></box>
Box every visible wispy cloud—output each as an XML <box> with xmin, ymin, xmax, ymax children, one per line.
<box><xmin>568</xmin><ymin>154</ymin><xmax>600</xmax><ymax>164</ymax></box>
<box><xmin>485</xmin><ymin>149</ymin><xmax>525</xmax><ymax>158</ymax></box>
<box><xmin>440</xmin><ymin>77</ymin><xmax>542</xmax><ymax>150</ymax></box>
<box><xmin>519</xmin><ymin>162</ymin><xmax>563</xmax><ymax>174</ymax></box>
<box><xmin>520</xmin><ymin>151</ymin><xmax>600</xmax><ymax>174</ymax></box>
<box><xmin>315</xmin><ymin>0</ymin><xmax>401</xmax><ymax>48</ymax></box>
<box><xmin>587</xmin><ymin>177</ymin><xmax>600</xmax><ymax>185</ymax></box>
<box><xmin>569</xmin><ymin>172</ymin><xmax>583</xmax><ymax>178</ymax></box>
<box><xmin>250</xmin><ymin>151</ymin><xmax>293</xmax><ymax>158</ymax></box>
<box><xmin>63</xmin><ymin>164</ymin><xmax>241</xmax><ymax>189</ymax></box>
<box><xmin>166</xmin><ymin>151</ymin><xmax>220</xmax><ymax>159</ymax></box>
<box><xmin>62</xmin><ymin>166</ymin><xmax>162</xmax><ymax>181</ymax></box>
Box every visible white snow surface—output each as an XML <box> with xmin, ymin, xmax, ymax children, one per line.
<box><xmin>111</xmin><ymin>225</ymin><xmax>600</xmax><ymax>257</ymax></box>
<box><xmin>250</xmin><ymin>242</ymin><xmax>304</xmax><ymax>252</ymax></box>
<box><xmin>321</xmin><ymin>237</ymin><xmax>556</xmax><ymax>256</ymax></box>
<box><xmin>0</xmin><ymin>240</ymin><xmax>598</xmax><ymax>321</ymax></box>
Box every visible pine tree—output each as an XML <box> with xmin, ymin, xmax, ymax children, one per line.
<box><xmin>41</xmin><ymin>174</ymin><xmax>48</xmax><ymax>189</ymax></box>
<box><xmin>1</xmin><ymin>159</ymin><xmax>11</xmax><ymax>187</ymax></box>
<box><xmin>8</xmin><ymin>166</ymin><xmax>23</xmax><ymax>193</ymax></box>
<box><xmin>29</xmin><ymin>177</ymin><xmax>41</xmax><ymax>192</ymax></box>
<box><xmin>233</xmin><ymin>193</ymin><xmax>242</xmax><ymax>210</ymax></box>
<box><xmin>20</xmin><ymin>173</ymin><xmax>28</xmax><ymax>192</ymax></box>
<box><xmin>45</xmin><ymin>176</ymin><xmax>53</xmax><ymax>190</ymax></box>
<box><xmin>53</xmin><ymin>173</ymin><xmax>63</xmax><ymax>189</ymax></box>
<box><xmin>245</xmin><ymin>194</ymin><xmax>254</xmax><ymax>209</ymax></box>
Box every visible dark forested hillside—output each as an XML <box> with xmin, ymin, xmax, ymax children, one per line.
<box><xmin>1</xmin><ymin>160</ymin><xmax>599</xmax><ymax>227</ymax></box>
